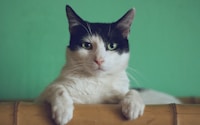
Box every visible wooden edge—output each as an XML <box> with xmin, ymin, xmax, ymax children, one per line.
<box><xmin>0</xmin><ymin>102</ymin><xmax>200</xmax><ymax>125</ymax></box>
<box><xmin>179</xmin><ymin>97</ymin><xmax>200</xmax><ymax>104</ymax></box>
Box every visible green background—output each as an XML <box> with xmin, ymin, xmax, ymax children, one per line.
<box><xmin>0</xmin><ymin>0</ymin><xmax>200</xmax><ymax>100</ymax></box>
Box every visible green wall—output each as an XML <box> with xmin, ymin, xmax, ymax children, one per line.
<box><xmin>0</xmin><ymin>0</ymin><xmax>200</xmax><ymax>100</ymax></box>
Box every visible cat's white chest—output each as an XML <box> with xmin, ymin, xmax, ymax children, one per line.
<box><xmin>62</xmin><ymin>75</ymin><xmax>129</xmax><ymax>104</ymax></box>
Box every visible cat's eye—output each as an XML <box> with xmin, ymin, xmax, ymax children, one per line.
<box><xmin>81</xmin><ymin>42</ymin><xmax>93</xmax><ymax>50</ymax></box>
<box><xmin>107</xmin><ymin>43</ymin><xmax>118</xmax><ymax>51</ymax></box>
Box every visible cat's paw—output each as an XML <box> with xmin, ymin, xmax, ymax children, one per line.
<box><xmin>52</xmin><ymin>103</ymin><xmax>74</xmax><ymax>125</ymax></box>
<box><xmin>121</xmin><ymin>90</ymin><xmax>145</xmax><ymax>120</ymax></box>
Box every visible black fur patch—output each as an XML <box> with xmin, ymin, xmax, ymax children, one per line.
<box><xmin>68</xmin><ymin>22</ymin><xmax>129</xmax><ymax>54</ymax></box>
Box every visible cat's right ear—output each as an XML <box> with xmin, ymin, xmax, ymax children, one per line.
<box><xmin>66</xmin><ymin>5</ymin><xmax>84</xmax><ymax>33</ymax></box>
<box><xmin>115</xmin><ymin>8</ymin><xmax>135</xmax><ymax>38</ymax></box>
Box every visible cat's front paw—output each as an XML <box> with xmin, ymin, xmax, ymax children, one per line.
<box><xmin>121</xmin><ymin>90</ymin><xmax>145</xmax><ymax>120</ymax></box>
<box><xmin>52</xmin><ymin>103</ymin><xmax>74</xmax><ymax>125</ymax></box>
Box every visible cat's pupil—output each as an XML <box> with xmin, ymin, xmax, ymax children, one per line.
<box><xmin>81</xmin><ymin>42</ymin><xmax>93</xmax><ymax>50</ymax></box>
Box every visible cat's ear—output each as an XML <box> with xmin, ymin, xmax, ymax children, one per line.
<box><xmin>66</xmin><ymin>5</ymin><xmax>84</xmax><ymax>33</ymax></box>
<box><xmin>115</xmin><ymin>8</ymin><xmax>135</xmax><ymax>38</ymax></box>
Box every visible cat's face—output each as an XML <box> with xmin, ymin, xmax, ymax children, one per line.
<box><xmin>66</xmin><ymin>5</ymin><xmax>135</xmax><ymax>76</ymax></box>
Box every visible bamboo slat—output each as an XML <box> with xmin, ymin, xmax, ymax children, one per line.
<box><xmin>0</xmin><ymin>101</ymin><xmax>200</xmax><ymax>125</ymax></box>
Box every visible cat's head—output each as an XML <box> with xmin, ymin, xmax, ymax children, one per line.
<box><xmin>65</xmin><ymin>5</ymin><xmax>135</xmax><ymax>76</ymax></box>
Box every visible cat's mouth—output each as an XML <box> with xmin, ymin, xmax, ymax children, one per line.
<box><xmin>95</xmin><ymin>66</ymin><xmax>106</xmax><ymax>72</ymax></box>
<box><xmin>97</xmin><ymin>67</ymin><xmax>105</xmax><ymax>71</ymax></box>
<box><xmin>89</xmin><ymin>63</ymin><xmax>108</xmax><ymax>74</ymax></box>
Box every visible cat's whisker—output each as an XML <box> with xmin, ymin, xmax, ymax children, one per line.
<box><xmin>67</xmin><ymin>61</ymin><xmax>94</xmax><ymax>71</ymax></box>
<box><xmin>64</xmin><ymin>63</ymin><xmax>86</xmax><ymax>73</ymax></box>
<box><xmin>64</xmin><ymin>67</ymin><xmax>79</xmax><ymax>74</ymax></box>
<box><xmin>65</xmin><ymin>61</ymin><xmax>102</xmax><ymax>74</ymax></box>
<box><xmin>86</xmin><ymin>23</ymin><xmax>93</xmax><ymax>36</ymax></box>
<box><xmin>127</xmin><ymin>66</ymin><xmax>137</xmax><ymax>73</ymax></box>
<box><xmin>80</xmin><ymin>23</ymin><xmax>92</xmax><ymax>36</ymax></box>
<box><xmin>126</xmin><ymin>66</ymin><xmax>143</xmax><ymax>87</ymax></box>
<box><xmin>108</xmin><ymin>24</ymin><xmax>111</xmax><ymax>36</ymax></box>
<box><xmin>126</xmin><ymin>72</ymin><xmax>141</xmax><ymax>87</ymax></box>
<box><xmin>127</xmin><ymin>66</ymin><xmax>144</xmax><ymax>78</ymax></box>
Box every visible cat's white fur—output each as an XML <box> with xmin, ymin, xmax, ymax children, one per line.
<box><xmin>39</xmin><ymin>35</ymin><xmax>145</xmax><ymax>125</ymax></box>
<box><xmin>140</xmin><ymin>89</ymin><xmax>181</xmax><ymax>104</ymax></box>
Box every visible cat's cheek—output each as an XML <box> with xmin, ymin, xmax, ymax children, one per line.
<box><xmin>83</xmin><ymin>62</ymin><xmax>100</xmax><ymax>75</ymax></box>
<box><xmin>77</xmin><ymin>49</ymin><xmax>90</xmax><ymax>58</ymax></box>
<box><xmin>116</xmin><ymin>53</ymin><xmax>129</xmax><ymax>68</ymax></box>
<box><xmin>88</xmin><ymin>63</ymin><xmax>98</xmax><ymax>71</ymax></box>
<box><xmin>104</xmin><ymin>53</ymin><xmax>122</xmax><ymax>68</ymax></box>
<box><xmin>68</xmin><ymin>49</ymin><xmax>90</xmax><ymax>63</ymax></box>
<box><xmin>106</xmin><ymin>53</ymin><xmax>129</xmax><ymax>73</ymax></box>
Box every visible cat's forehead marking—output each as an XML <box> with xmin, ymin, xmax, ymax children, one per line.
<box><xmin>83</xmin><ymin>34</ymin><xmax>104</xmax><ymax>44</ymax></box>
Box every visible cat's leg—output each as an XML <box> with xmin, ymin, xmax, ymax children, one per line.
<box><xmin>40</xmin><ymin>84</ymin><xmax>74</xmax><ymax>125</ymax></box>
<box><xmin>121</xmin><ymin>89</ymin><xmax>145</xmax><ymax>120</ymax></box>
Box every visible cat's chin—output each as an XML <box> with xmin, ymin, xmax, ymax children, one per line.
<box><xmin>93</xmin><ymin>68</ymin><xmax>118</xmax><ymax>76</ymax></box>
<box><xmin>93</xmin><ymin>69</ymin><xmax>106</xmax><ymax>75</ymax></box>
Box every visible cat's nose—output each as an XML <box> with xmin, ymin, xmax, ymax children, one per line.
<box><xmin>94</xmin><ymin>58</ymin><xmax>104</xmax><ymax>66</ymax></box>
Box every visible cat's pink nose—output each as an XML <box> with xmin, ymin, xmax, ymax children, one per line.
<box><xmin>94</xmin><ymin>58</ymin><xmax>104</xmax><ymax>65</ymax></box>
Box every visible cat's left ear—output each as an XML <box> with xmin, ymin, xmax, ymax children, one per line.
<box><xmin>115</xmin><ymin>8</ymin><xmax>135</xmax><ymax>38</ymax></box>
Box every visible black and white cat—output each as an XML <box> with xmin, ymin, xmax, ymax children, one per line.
<box><xmin>39</xmin><ymin>5</ymin><xmax>180</xmax><ymax>125</ymax></box>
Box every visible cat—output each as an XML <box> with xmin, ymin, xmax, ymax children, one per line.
<box><xmin>38</xmin><ymin>5</ymin><xmax>180</xmax><ymax>125</ymax></box>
